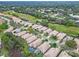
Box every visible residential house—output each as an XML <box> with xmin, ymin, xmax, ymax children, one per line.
<box><xmin>29</xmin><ymin>38</ymin><xmax>43</xmax><ymax>48</ymax></box>
<box><xmin>4</xmin><ymin>26</ymin><xmax>14</xmax><ymax>33</ymax></box>
<box><xmin>58</xmin><ymin>51</ymin><xmax>71</xmax><ymax>57</ymax></box>
<box><xmin>37</xmin><ymin>42</ymin><xmax>51</xmax><ymax>54</ymax></box>
<box><xmin>49</xmin><ymin>30</ymin><xmax>59</xmax><ymax>37</ymax></box>
<box><xmin>44</xmin><ymin>48</ymin><xmax>61</xmax><ymax>57</ymax></box>
<box><xmin>74</xmin><ymin>38</ymin><xmax>79</xmax><ymax>52</ymax></box>
<box><xmin>21</xmin><ymin>33</ymin><xmax>32</xmax><ymax>39</ymax></box>
<box><xmin>0</xmin><ymin>19</ymin><xmax>4</xmax><ymax>24</ymax></box>
<box><xmin>56</xmin><ymin>33</ymin><xmax>66</xmax><ymax>43</ymax></box>
<box><xmin>16</xmin><ymin>31</ymin><xmax>26</xmax><ymax>36</ymax></box>
<box><xmin>26</xmin><ymin>35</ymin><xmax>37</xmax><ymax>44</ymax></box>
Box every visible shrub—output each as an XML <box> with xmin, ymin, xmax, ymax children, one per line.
<box><xmin>1</xmin><ymin>32</ymin><xmax>31</xmax><ymax>57</ymax></box>
<box><xmin>68</xmin><ymin>52</ymin><xmax>79</xmax><ymax>57</ymax></box>
<box><xmin>0</xmin><ymin>23</ymin><xmax>8</xmax><ymax>29</ymax></box>
<box><xmin>65</xmin><ymin>40</ymin><xmax>77</xmax><ymax>48</ymax></box>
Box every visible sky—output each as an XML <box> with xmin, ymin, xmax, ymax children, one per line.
<box><xmin>0</xmin><ymin>0</ymin><xmax>79</xmax><ymax>1</ymax></box>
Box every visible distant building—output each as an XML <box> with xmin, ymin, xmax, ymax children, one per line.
<box><xmin>75</xmin><ymin>20</ymin><xmax>79</xmax><ymax>26</ymax></box>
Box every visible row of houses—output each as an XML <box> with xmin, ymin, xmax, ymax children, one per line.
<box><xmin>2</xmin><ymin>13</ymin><xmax>79</xmax><ymax>57</ymax></box>
<box><xmin>8</xmin><ymin>27</ymin><xmax>71</xmax><ymax>57</ymax></box>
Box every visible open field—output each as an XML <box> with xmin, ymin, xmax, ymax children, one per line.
<box><xmin>48</xmin><ymin>23</ymin><xmax>79</xmax><ymax>37</ymax></box>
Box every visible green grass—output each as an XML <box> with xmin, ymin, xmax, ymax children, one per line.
<box><xmin>0</xmin><ymin>23</ymin><xmax>8</xmax><ymax>32</ymax></box>
<box><xmin>48</xmin><ymin>23</ymin><xmax>79</xmax><ymax>37</ymax></box>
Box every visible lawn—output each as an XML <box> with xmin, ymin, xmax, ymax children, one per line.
<box><xmin>0</xmin><ymin>23</ymin><xmax>8</xmax><ymax>32</ymax></box>
<box><xmin>48</xmin><ymin>23</ymin><xmax>79</xmax><ymax>37</ymax></box>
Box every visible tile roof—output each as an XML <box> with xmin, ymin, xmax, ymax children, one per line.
<box><xmin>29</xmin><ymin>38</ymin><xmax>42</xmax><ymax>48</ymax></box>
<box><xmin>62</xmin><ymin>36</ymin><xmax>73</xmax><ymax>43</ymax></box>
<box><xmin>21</xmin><ymin>33</ymin><xmax>32</xmax><ymax>39</ymax></box>
<box><xmin>37</xmin><ymin>42</ymin><xmax>51</xmax><ymax>54</ymax></box>
<box><xmin>44</xmin><ymin>28</ymin><xmax>52</xmax><ymax>34</ymax></box>
<box><xmin>26</xmin><ymin>35</ymin><xmax>37</xmax><ymax>44</ymax></box>
<box><xmin>44</xmin><ymin>48</ymin><xmax>60</xmax><ymax>57</ymax></box>
<box><xmin>38</xmin><ymin>27</ymin><xmax>48</xmax><ymax>32</ymax></box>
<box><xmin>57</xmin><ymin>33</ymin><xmax>66</xmax><ymax>40</ymax></box>
<box><xmin>0</xmin><ymin>19</ymin><xmax>4</xmax><ymax>24</ymax></box>
<box><xmin>16</xmin><ymin>31</ymin><xmax>26</xmax><ymax>36</ymax></box>
<box><xmin>74</xmin><ymin>38</ymin><xmax>79</xmax><ymax>50</ymax></box>
<box><xmin>49</xmin><ymin>30</ymin><xmax>59</xmax><ymax>37</ymax></box>
<box><xmin>32</xmin><ymin>24</ymin><xmax>39</xmax><ymax>29</ymax></box>
<box><xmin>4</xmin><ymin>26</ymin><xmax>14</xmax><ymax>33</ymax></box>
<box><xmin>58</xmin><ymin>51</ymin><xmax>71</xmax><ymax>57</ymax></box>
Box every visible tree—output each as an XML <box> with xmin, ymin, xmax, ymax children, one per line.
<box><xmin>1</xmin><ymin>32</ymin><xmax>31</xmax><ymax>57</ymax></box>
<box><xmin>65</xmin><ymin>40</ymin><xmax>77</xmax><ymax>48</ymax></box>
<box><xmin>0</xmin><ymin>23</ymin><xmax>8</xmax><ymax>29</ymax></box>
<box><xmin>64</xmin><ymin>20</ymin><xmax>76</xmax><ymax>26</ymax></box>
<box><xmin>37</xmin><ymin>19</ymin><xmax>48</xmax><ymax>27</ymax></box>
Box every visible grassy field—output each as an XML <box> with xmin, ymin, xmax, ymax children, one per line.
<box><xmin>48</xmin><ymin>23</ymin><xmax>79</xmax><ymax>37</ymax></box>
